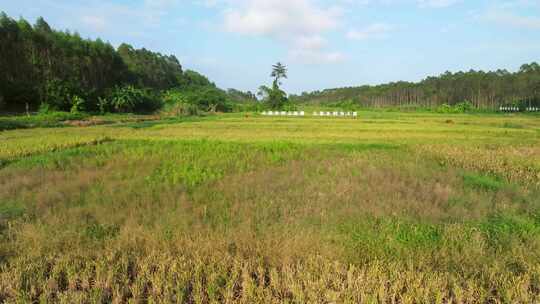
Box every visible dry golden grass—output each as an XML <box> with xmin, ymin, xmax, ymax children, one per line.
<box><xmin>1</xmin><ymin>111</ymin><xmax>540</xmax><ymax>302</ymax></box>
<box><xmin>420</xmin><ymin>144</ymin><xmax>540</xmax><ymax>188</ymax></box>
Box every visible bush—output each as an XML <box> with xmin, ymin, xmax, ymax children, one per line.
<box><xmin>327</xmin><ymin>100</ymin><xmax>360</xmax><ymax>111</ymax></box>
<box><xmin>43</xmin><ymin>79</ymin><xmax>77</xmax><ymax>111</ymax></box>
<box><xmin>282</xmin><ymin>102</ymin><xmax>298</xmax><ymax>111</ymax></box>
<box><xmin>436</xmin><ymin>101</ymin><xmax>474</xmax><ymax>113</ymax></box>
<box><xmin>232</xmin><ymin>102</ymin><xmax>264</xmax><ymax>113</ymax></box>
<box><xmin>163</xmin><ymin>87</ymin><xmax>232</xmax><ymax>114</ymax></box>
<box><xmin>162</xmin><ymin>102</ymin><xmax>200</xmax><ymax>117</ymax></box>
<box><xmin>101</xmin><ymin>86</ymin><xmax>161</xmax><ymax>114</ymax></box>
<box><xmin>70</xmin><ymin>95</ymin><xmax>86</xmax><ymax>114</ymax></box>
<box><xmin>454</xmin><ymin>100</ymin><xmax>473</xmax><ymax>113</ymax></box>
<box><xmin>436</xmin><ymin>103</ymin><xmax>453</xmax><ymax>113</ymax></box>
<box><xmin>258</xmin><ymin>82</ymin><xmax>288</xmax><ymax>110</ymax></box>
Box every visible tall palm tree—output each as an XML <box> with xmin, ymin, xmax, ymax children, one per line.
<box><xmin>271</xmin><ymin>62</ymin><xmax>287</xmax><ymax>85</ymax></box>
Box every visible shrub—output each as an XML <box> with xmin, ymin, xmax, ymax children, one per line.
<box><xmin>436</xmin><ymin>101</ymin><xmax>474</xmax><ymax>113</ymax></box>
<box><xmin>282</xmin><ymin>102</ymin><xmax>298</xmax><ymax>111</ymax></box>
<box><xmin>327</xmin><ymin>99</ymin><xmax>360</xmax><ymax>111</ymax></box>
<box><xmin>102</xmin><ymin>86</ymin><xmax>161</xmax><ymax>113</ymax></box>
<box><xmin>232</xmin><ymin>102</ymin><xmax>264</xmax><ymax>113</ymax></box>
<box><xmin>454</xmin><ymin>100</ymin><xmax>473</xmax><ymax>113</ymax></box>
<box><xmin>436</xmin><ymin>103</ymin><xmax>454</xmax><ymax>113</ymax></box>
<box><xmin>43</xmin><ymin>79</ymin><xmax>74</xmax><ymax>111</ymax></box>
<box><xmin>38</xmin><ymin>103</ymin><xmax>52</xmax><ymax>114</ymax></box>
<box><xmin>462</xmin><ymin>172</ymin><xmax>504</xmax><ymax>191</ymax></box>
<box><xmin>70</xmin><ymin>95</ymin><xmax>86</xmax><ymax>114</ymax></box>
<box><xmin>163</xmin><ymin>87</ymin><xmax>232</xmax><ymax>114</ymax></box>
<box><xmin>162</xmin><ymin>102</ymin><xmax>200</xmax><ymax>117</ymax></box>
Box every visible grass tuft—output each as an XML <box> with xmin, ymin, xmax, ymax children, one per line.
<box><xmin>462</xmin><ymin>172</ymin><xmax>505</xmax><ymax>191</ymax></box>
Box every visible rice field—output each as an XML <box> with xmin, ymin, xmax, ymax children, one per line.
<box><xmin>1</xmin><ymin>111</ymin><xmax>540</xmax><ymax>303</ymax></box>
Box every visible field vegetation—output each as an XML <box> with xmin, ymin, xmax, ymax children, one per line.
<box><xmin>2</xmin><ymin>9</ymin><xmax>540</xmax><ymax>304</ymax></box>
<box><xmin>0</xmin><ymin>13</ymin><xmax>254</xmax><ymax>116</ymax></box>
<box><xmin>1</xmin><ymin>111</ymin><xmax>539</xmax><ymax>303</ymax></box>
<box><xmin>291</xmin><ymin>64</ymin><xmax>540</xmax><ymax>110</ymax></box>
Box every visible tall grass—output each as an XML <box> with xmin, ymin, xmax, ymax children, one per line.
<box><xmin>1</xmin><ymin>111</ymin><xmax>539</xmax><ymax>302</ymax></box>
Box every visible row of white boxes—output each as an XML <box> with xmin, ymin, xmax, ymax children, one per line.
<box><xmin>314</xmin><ymin>111</ymin><xmax>357</xmax><ymax>117</ymax></box>
<box><xmin>500</xmin><ymin>107</ymin><xmax>540</xmax><ymax>112</ymax></box>
<box><xmin>500</xmin><ymin>107</ymin><xmax>519</xmax><ymax>112</ymax></box>
<box><xmin>261</xmin><ymin>111</ymin><xmax>306</xmax><ymax>116</ymax></box>
<box><xmin>260</xmin><ymin>111</ymin><xmax>358</xmax><ymax>117</ymax></box>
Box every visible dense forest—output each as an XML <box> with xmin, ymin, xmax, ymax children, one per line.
<box><xmin>291</xmin><ymin>64</ymin><xmax>540</xmax><ymax>110</ymax></box>
<box><xmin>0</xmin><ymin>12</ymin><xmax>253</xmax><ymax>114</ymax></box>
<box><xmin>3</xmin><ymin>12</ymin><xmax>539</xmax><ymax>114</ymax></box>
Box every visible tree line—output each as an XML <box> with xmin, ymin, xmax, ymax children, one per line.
<box><xmin>0</xmin><ymin>12</ymin><xmax>248</xmax><ymax>114</ymax></box>
<box><xmin>291</xmin><ymin>64</ymin><xmax>540</xmax><ymax>110</ymax></box>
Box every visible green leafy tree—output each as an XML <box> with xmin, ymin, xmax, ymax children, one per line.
<box><xmin>259</xmin><ymin>62</ymin><xmax>288</xmax><ymax>110</ymax></box>
<box><xmin>101</xmin><ymin>86</ymin><xmax>161</xmax><ymax>113</ymax></box>
<box><xmin>271</xmin><ymin>62</ymin><xmax>287</xmax><ymax>85</ymax></box>
<box><xmin>0</xmin><ymin>12</ymin><xmax>223</xmax><ymax>114</ymax></box>
<box><xmin>290</xmin><ymin>62</ymin><xmax>540</xmax><ymax>110</ymax></box>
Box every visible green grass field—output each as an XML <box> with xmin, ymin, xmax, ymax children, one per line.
<box><xmin>1</xmin><ymin>111</ymin><xmax>540</xmax><ymax>303</ymax></box>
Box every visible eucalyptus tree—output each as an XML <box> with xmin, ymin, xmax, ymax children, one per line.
<box><xmin>0</xmin><ymin>12</ymin><xmax>217</xmax><ymax>113</ymax></box>
<box><xmin>290</xmin><ymin>62</ymin><xmax>540</xmax><ymax>110</ymax></box>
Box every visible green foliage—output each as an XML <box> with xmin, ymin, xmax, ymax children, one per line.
<box><xmin>84</xmin><ymin>223</ymin><xmax>120</xmax><ymax>241</ymax></box>
<box><xmin>226</xmin><ymin>88</ymin><xmax>257</xmax><ymax>104</ymax></box>
<box><xmin>502</xmin><ymin>122</ymin><xmax>525</xmax><ymax>129</ymax></box>
<box><xmin>271</xmin><ymin>62</ymin><xmax>287</xmax><ymax>84</ymax></box>
<box><xmin>481</xmin><ymin>213</ymin><xmax>540</xmax><ymax>248</ymax></box>
<box><xmin>341</xmin><ymin>218</ymin><xmax>443</xmax><ymax>257</ymax></box>
<box><xmin>70</xmin><ymin>95</ymin><xmax>86</xmax><ymax>114</ymax></box>
<box><xmin>291</xmin><ymin>66</ymin><xmax>540</xmax><ymax>111</ymax></box>
<box><xmin>0</xmin><ymin>111</ymin><xmax>87</xmax><ymax>131</ymax></box>
<box><xmin>259</xmin><ymin>81</ymin><xmax>288</xmax><ymax>110</ymax></box>
<box><xmin>101</xmin><ymin>86</ymin><xmax>161</xmax><ymax>113</ymax></box>
<box><xmin>118</xmin><ymin>43</ymin><xmax>183</xmax><ymax>90</ymax></box>
<box><xmin>179</xmin><ymin>70</ymin><xmax>214</xmax><ymax>88</ymax></box>
<box><xmin>232</xmin><ymin>101</ymin><xmax>264</xmax><ymax>113</ymax></box>
<box><xmin>281</xmin><ymin>102</ymin><xmax>298</xmax><ymax>111</ymax></box>
<box><xmin>454</xmin><ymin>100</ymin><xmax>473</xmax><ymax>112</ymax></box>
<box><xmin>0</xmin><ymin>13</ymin><xmax>219</xmax><ymax>115</ymax></box>
<box><xmin>163</xmin><ymin>86</ymin><xmax>232</xmax><ymax>114</ymax></box>
<box><xmin>436</xmin><ymin>101</ymin><xmax>474</xmax><ymax>113</ymax></box>
<box><xmin>436</xmin><ymin>103</ymin><xmax>453</xmax><ymax>113</ymax></box>
<box><xmin>0</xmin><ymin>201</ymin><xmax>25</xmax><ymax>221</ymax></box>
<box><xmin>462</xmin><ymin>172</ymin><xmax>504</xmax><ymax>191</ymax></box>
<box><xmin>162</xmin><ymin>101</ymin><xmax>201</xmax><ymax>117</ymax></box>
<box><xmin>325</xmin><ymin>99</ymin><xmax>361</xmax><ymax>111</ymax></box>
<box><xmin>37</xmin><ymin>103</ymin><xmax>52</xmax><ymax>114</ymax></box>
<box><xmin>257</xmin><ymin>63</ymin><xmax>290</xmax><ymax>110</ymax></box>
<box><xmin>43</xmin><ymin>79</ymin><xmax>79</xmax><ymax>111</ymax></box>
<box><xmin>1</xmin><ymin>112</ymin><xmax>540</xmax><ymax>302</ymax></box>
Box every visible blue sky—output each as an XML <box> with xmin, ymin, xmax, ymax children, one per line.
<box><xmin>1</xmin><ymin>0</ymin><xmax>539</xmax><ymax>94</ymax></box>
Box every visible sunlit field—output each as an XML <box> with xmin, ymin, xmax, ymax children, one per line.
<box><xmin>1</xmin><ymin>111</ymin><xmax>540</xmax><ymax>303</ymax></box>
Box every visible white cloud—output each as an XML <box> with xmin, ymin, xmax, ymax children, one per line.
<box><xmin>417</xmin><ymin>0</ymin><xmax>461</xmax><ymax>8</ymax></box>
<box><xmin>289</xmin><ymin>50</ymin><xmax>345</xmax><ymax>64</ymax></box>
<box><xmin>294</xmin><ymin>35</ymin><xmax>327</xmax><ymax>51</ymax></box>
<box><xmin>347</xmin><ymin>23</ymin><xmax>394</xmax><ymax>40</ymax></box>
<box><xmin>69</xmin><ymin>0</ymin><xmax>181</xmax><ymax>35</ymax></box>
<box><xmin>222</xmin><ymin>0</ymin><xmax>341</xmax><ymax>37</ymax></box>
<box><xmin>144</xmin><ymin>0</ymin><xmax>179</xmax><ymax>8</ymax></box>
<box><xmin>81</xmin><ymin>15</ymin><xmax>107</xmax><ymax>32</ymax></box>
<box><xmin>340</xmin><ymin>0</ymin><xmax>462</xmax><ymax>8</ymax></box>
<box><xmin>197</xmin><ymin>0</ymin><xmax>221</xmax><ymax>8</ymax></box>
<box><xmin>481</xmin><ymin>10</ymin><xmax>540</xmax><ymax>29</ymax></box>
<box><xmin>219</xmin><ymin>0</ymin><xmax>345</xmax><ymax>64</ymax></box>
